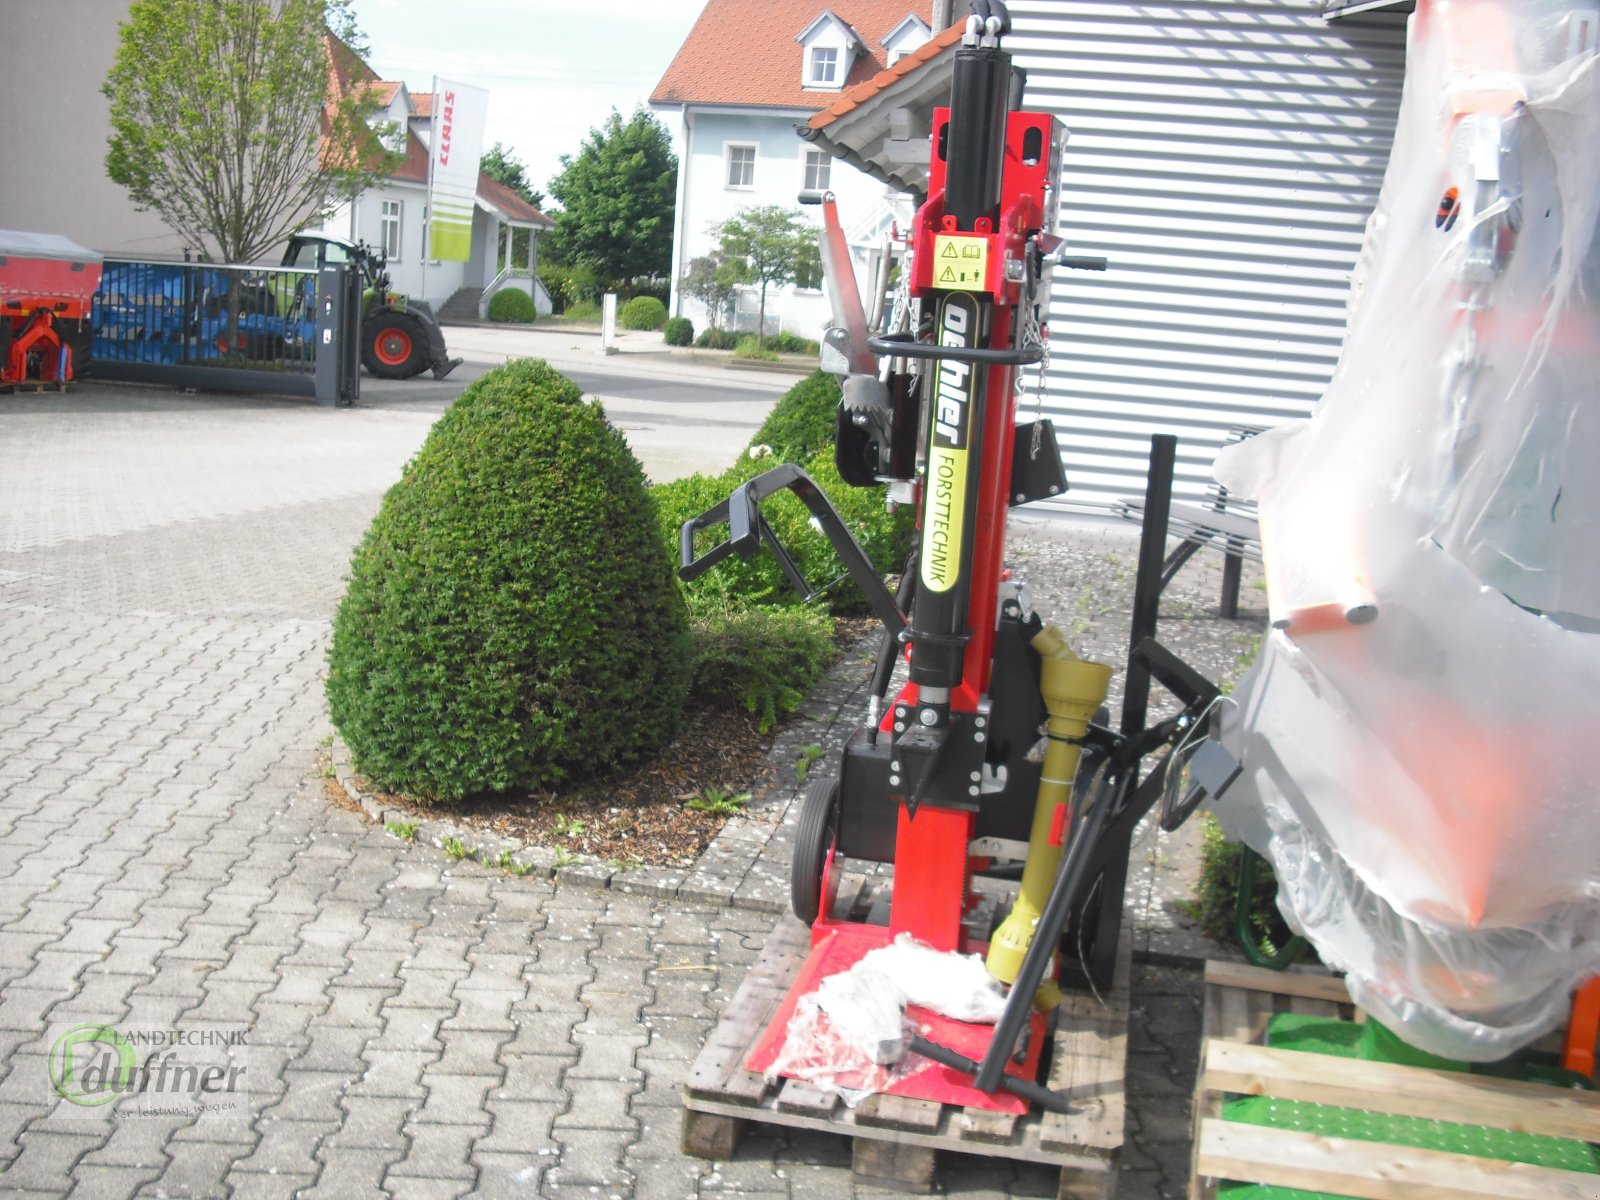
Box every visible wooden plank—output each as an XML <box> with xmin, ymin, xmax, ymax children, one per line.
<box><xmin>1203</xmin><ymin>960</ymin><xmax>1348</xmax><ymax>1006</ymax></box>
<box><xmin>1204</xmin><ymin>1039</ymin><xmax>1600</xmax><ymax>1144</ymax></box>
<box><xmin>829</xmin><ymin>872</ymin><xmax>868</xmax><ymax>922</ymax></box>
<box><xmin>775</xmin><ymin>1079</ymin><xmax>839</xmax><ymax>1120</ymax></box>
<box><xmin>680</xmin><ymin>1109</ymin><xmax>744</xmax><ymax>1160</ymax></box>
<box><xmin>1190</xmin><ymin>973</ymin><xmax>1231</xmax><ymax>1200</ymax></box>
<box><xmin>958</xmin><ymin>1104</ymin><xmax>1018</xmax><ymax>1146</ymax></box>
<box><xmin>853</xmin><ymin>1135</ymin><xmax>938</xmax><ymax>1193</ymax></box>
<box><xmin>1057</xmin><ymin>1156</ymin><xmax>1116</xmax><ymax>1200</ymax></box>
<box><xmin>1196</xmin><ymin>1118</ymin><xmax>1600</xmax><ymax>1200</ymax></box>
<box><xmin>1040</xmin><ymin>933</ymin><xmax>1131</xmax><ymax>1155</ymax></box>
<box><xmin>682</xmin><ymin>1093</ymin><xmax>1101</xmax><ymax>1168</ymax></box>
<box><xmin>1287</xmin><ymin>991</ymin><xmax>1341</xmax><ymax>1019</ymax></box>
<box><xmin>855</xmin><ymin>1092</ymin><xmax>943</xmax><ymax>1134</ymax></box>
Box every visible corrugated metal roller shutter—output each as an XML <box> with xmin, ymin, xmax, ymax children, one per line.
<box><xmin>1003</xmin><ymin>0</ymin><xmax>1409</xmax><ymax>511</ymax></box>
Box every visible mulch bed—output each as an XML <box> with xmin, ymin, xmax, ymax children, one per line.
<box><xmin>358</xmin><ymin>616</ymin><xmax>877</xmax><ymax>868</ymax></box>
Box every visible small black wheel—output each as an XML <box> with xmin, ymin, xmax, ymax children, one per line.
<box><xmin>791</xmin><ymin>776</ymin><xmax>840</xmax><ymax>926</ymax></box>
<box><xmin>362</xmin><ymin>312</ymin><xmax>428</xmax><ymax>378</ymax></box>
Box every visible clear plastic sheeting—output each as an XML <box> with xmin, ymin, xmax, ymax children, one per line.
<box><xmin>767</xmin><ymin>935</ymin><xmax>1008</xmax><ymax>1105</ymax></box>
<box><xmin>1212</xmin><ymin>0</ymin><xmax>1600</xmax><ymax>1061</ymax></box>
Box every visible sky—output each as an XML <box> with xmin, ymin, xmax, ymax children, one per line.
<box><xmin>349</xmin><ymin>0</ymin><xmax>710</xmax><ymax>204</ymax></box>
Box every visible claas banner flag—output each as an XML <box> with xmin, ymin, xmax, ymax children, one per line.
<box><xmin>427</xmin><ymin>80</ymin><xmax>489</xmax><ymax>262</ymax></box>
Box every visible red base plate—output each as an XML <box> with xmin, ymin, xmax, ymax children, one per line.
<box><xmin>744</xmin><ymin>921</ymin><xmax>1047</xmax><ymax>1113</ymax></box>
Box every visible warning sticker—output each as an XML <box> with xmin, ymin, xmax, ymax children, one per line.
<box><xmin>933</xmin><ymin>235</ymin><xmax>988</xmax><ymax>292</ymax></box>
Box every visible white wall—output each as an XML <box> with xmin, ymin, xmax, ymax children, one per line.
<box><xmin>316</xmin><ymin>182</ymin><xmax>467</xmax><ymax>308</ymax></box>
<box><xmin>667</xmin><ymin>108</ymin><xmax>890</xmax><ymax>340</ymax></box>
<box><xmin>1</xmin><ymin>0</ymin><xmax>192</xmax><ymax>259</ymax></box>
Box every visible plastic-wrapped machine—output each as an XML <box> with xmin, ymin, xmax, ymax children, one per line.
<box><xmin>1211</xmin><ymin>0</ymin><xmax>1600</xmax><ymax>1061</ymax></box>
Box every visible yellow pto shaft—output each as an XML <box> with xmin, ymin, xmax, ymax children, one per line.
<box><xmin>984</xmin><ymin>624</ymin><xmax>1111</xmax><ymax>1009</ymax></box>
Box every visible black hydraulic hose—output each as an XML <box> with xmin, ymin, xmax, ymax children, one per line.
<box><xmin>970</xmin><ymin>0</ymin><xmax>1011</xmax><ymax>33</ymax></box>
<box><xmin>909</xmin><ymin>1034</ymin><xmax>1072</xmax><ymax>1113</ymax></box>
<box><xmin>870</xmin><ymin>550</ymin><xmax>921</xmax><ymax>710</ymax></box>
<box><xmin>973</xmin><ymin>759</ymin><xmax>1119</xmax><ymax>1095</ymax></box>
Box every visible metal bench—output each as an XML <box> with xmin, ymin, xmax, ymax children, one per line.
<box><xmin>1115</xmin><ymin>426</ymin><xmax>1263</xmax><ymax>619</ymax></box>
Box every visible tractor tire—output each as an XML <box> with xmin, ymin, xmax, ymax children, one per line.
<box><xmin>791</xmin><ymin>776</ymin><xmax>841</xmax><ymax>926</ymax></box>
<box><xmin>363</xmin><ymin>312</ymin><xmax>428</xmax><ymax>379</ymax></box>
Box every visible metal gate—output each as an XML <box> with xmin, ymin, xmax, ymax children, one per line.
<box><xmin>89</xmin><ymin>259</ymin><xmax>361</xmax><ymax>405</ymax></box>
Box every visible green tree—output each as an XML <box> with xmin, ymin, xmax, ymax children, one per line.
<box><xmin>546</xmin><ymin>106</ymin><xmax>677</xmax><ymax>293</ymax></box>
<box><xmin>711</xmin><ymin>206</ymin><xmax>813</xmax><ymax>340</ymax></box>
<box><xmin>103</xmin><ymin>0</ymin><xmax>395</xmax><ymax>264</ymax></box>
<box><xmin>679</xmin><ymin>254</ymin><xmax>740</xmax><ymax>330</ymax></box>
<box><xmin>480</xmin><ymin>141</ymin><xmax>544</xmax><ymax>210</ymax></box>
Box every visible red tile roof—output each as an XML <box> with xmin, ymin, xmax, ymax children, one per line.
<box><xmin>321</xmin><ymin>37</ymin><xmax>549</xmax><ymax>227</ymax></box>
<box><xmin>651</xmin><ymin>0</ymin><xmax>933</xmax><ymax>111</ymax></box>
<box><xmin>808</xmin><ymin>20</ymin><xmax>963</xmax><ymax>129</ymax></box>
<box><xmin>391</xmin><ymin>128</ymin><xmax>431</xmax><ymax>184</ymax></box>
<box><xmin>477</xmin><ymin>174</ymin><xmax>553</xmax><ymax>226</ymax></box>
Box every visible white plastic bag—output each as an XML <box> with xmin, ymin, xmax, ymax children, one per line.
<box><xmin>767</xmin><ymin>934</ymin><xmax>1009</xmax><ymax>1102</ymax></box>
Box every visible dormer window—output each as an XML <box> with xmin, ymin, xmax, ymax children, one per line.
<box><xmin>797</xmin><ymin>10</ymin><xmax>861</xmax><ymax>92</ymax></box>
<box><xmin>882</xmin><ymin>14</ymin><xmax>932</xmax><ymax>66</ymax></box>
<box><xmin>810</xmin><ymin>46</ymin><xmax>838</xmax><ymax>86</ymax></box>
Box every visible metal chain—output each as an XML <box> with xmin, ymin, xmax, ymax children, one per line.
<box><xmin>1016</xmin><ymin>292</ymin><xmax>1050</xmax><ymax>458</ymax></box>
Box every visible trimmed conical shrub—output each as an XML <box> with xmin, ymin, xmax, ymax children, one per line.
<box><xmin>327</xmin><ymin>358</ymin><xmax>690</xmax><ymax>801</ymax></box>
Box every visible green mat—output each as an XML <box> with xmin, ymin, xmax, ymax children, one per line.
<box><xmin>1215</xmin><ymin>1013</ymin><xmax>1600</xmax><ymax>1200</ymax></box>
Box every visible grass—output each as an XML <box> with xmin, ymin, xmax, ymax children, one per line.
<box><xmin>732</xmin><ymin>336</ymin><xmax>780</xmax><ymax>363</ymax></box>
<box><xmin>384</xmin><ymin>820</ymin><xmax>418</xmax><ymax>842</ymax></box>
<box><xmin>553</xmin><ymin>846</ymin><xmax>578</xmax><ymax>869</ymax></box>
<box><xmin>794</xmin><ymin>744</ymin><xmax>824</xmax><ymax>783</ymax></box>
<box><xmin>686</xmin><ymin>787</ymin><xmax>750</xmax><ymax>816</ymax></box>
<box><xmin>553</xmin><ymin>813</ymin><xmax>586</xmax><ymax>837</ymax></box>
<box><xmin>441</xmin><ymin>836</ymin><xmax>469</xmax><ymax>860</ymax></box>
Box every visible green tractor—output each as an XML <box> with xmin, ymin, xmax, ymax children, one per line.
<box><xmin>281</xmin><ymin>233</ymin><xmax>461</xmax><ymax>380</ymax></box>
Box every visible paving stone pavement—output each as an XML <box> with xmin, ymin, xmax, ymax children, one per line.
<box><xmin>0</xmin><ymin>385</ymin><xmax>1257</xmax><ymax>1199</ymax></box>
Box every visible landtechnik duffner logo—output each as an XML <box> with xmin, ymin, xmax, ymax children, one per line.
<box><xmin>48</xmin><ymin>1023</ymin><xmax>250</xmax><ymax>1118</ymax></box>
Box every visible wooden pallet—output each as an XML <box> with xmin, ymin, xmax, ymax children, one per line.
<box><xmin>682</xmin><ymin>876</ymin><xmax>1130</xmax><ymax>1197</ymax></box>
<box><xmin>1190</xmin><ymin>960</ymin><xmax>1600</xmax><ymax>1200</ymax></box>
<box><xmin>1</xmin><ymin>379</ymin><xmax>68</xmax><ymax>394</ymax></box>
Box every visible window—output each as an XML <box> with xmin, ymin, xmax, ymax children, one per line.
<box><xmin>794</xmin><ymin>241</ymin><xmax>823</xmax><ymax>291</ymax></box>
<box><xmin>725</xmin><ymin>144</ymin><xmax>755</xmax><ymax>189</ymax></box>
<box><xmin>381</xmin><ymin>199</ymin><xmax>402</xmax><ymax>261</ymax></box>
<box><xmin>803</xmin><ymin>150</ymin><xmax>832</xmax><ymax>193</ymax></box>
<box><xmin>809</xmin><ymin>46</ymin><xmax>838</xmax><ymax>86</ymax></box>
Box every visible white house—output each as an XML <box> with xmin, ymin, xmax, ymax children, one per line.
<box><xmin>651</xmin><ymin>1</ymin><xmax>938</xmax><ymax>340</ymax></box>
<box><xmin>314</xmin><ymin>36</ymin><xmax>554</xmax><ymax>319</ymax></box>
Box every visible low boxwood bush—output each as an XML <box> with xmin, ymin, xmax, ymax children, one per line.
<box><xmin>620</xmin><ymin>295</ymin><xmax>667</xmax><ymax>331</ymax></box>
<box><xmin>694</xmin><ymin>328</ymin><xmax>740</xmax><ymax>350</ymax></box>
<box><xmin>688</xmin><ymin>604</ymin><xmax>836</xmax><ymax>732</ymax></box>
<box><xmin>487</xmin><ymin>288</ymin><xmax>535</xmax><ymax>323</ymax></box>
<box><xmin>663</xmin><ymin>316</ymin><xmax>694</xmax><ymax>346</ymax></box>
<box><xmin>327</xmin><ymin>358</ymin><xmax>690</xmax><ymax>802</ymax></box>
<box><xmin>653</xmin><ymin>446</ymin><xmax>914</xmax><ymax>618</ymax></box>
<box><xmin>750</xmin><ymin>370</ymin><xmax>840</xmax><ymax>462</ymax></box>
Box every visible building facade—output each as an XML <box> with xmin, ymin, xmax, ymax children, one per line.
<box><xmin>652</xmin><ymin>1</ymin><xmax>937</xmax><ymax>339</ymax></box>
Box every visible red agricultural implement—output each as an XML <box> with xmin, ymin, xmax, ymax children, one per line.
<box><xmin>679</xmin><ymin>3</ymin><xmax>1225</xmax><ymax>1119</ymax></box>
<box><xmin>0</xmin><ymin>230</ymin><xmax>103</xmax><ymax>390</ymax></box>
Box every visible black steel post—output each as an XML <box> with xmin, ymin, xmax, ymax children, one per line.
<box><xmin>1123</xmin><ymin>434</ymin><xmax>1177</xmax><ymax>737</ymax></box>
<box><xmin>1076</xmin><ymin>433</ymin><xmax>1178</xmax><ymax>990</ymax></box>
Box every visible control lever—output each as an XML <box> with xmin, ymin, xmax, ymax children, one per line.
<box><xmin>798</xmin><ymin>190</ymin><xmax>882</xmax><ymax>391</ymax></box>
